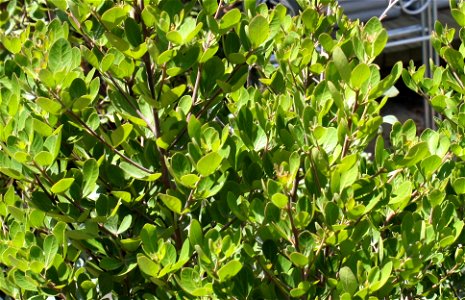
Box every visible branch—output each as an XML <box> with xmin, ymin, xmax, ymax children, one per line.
<box><xmin>137</xmin><ymin>3</ymin><xmax>172</xmax><ymax>190</ymax></box>
<box><xmin>379</xmin><ymin>0</ymin><xmax>400</xmax><ymax>21</ymax></box>
<box><xmin>288</xmin><ymin>173</ymin><xmax>301</xmax><ymax>252</ymax></box>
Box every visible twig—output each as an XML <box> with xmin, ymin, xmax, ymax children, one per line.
<box><xmin>138</xmin><ymin>2</ymin><xmax>172</xmax><ymax>190</ymax></box>
<box><xmin>379</xmin><ymin>0</ymin><xmax>401</xmax><ymax>21</ymax></box>
<box><xmin>288</xmin><ymin>173</ymin><xmax>301</xmax><ymax>252</ymax></box>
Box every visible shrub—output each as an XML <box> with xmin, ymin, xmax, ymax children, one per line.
<box><xmin>0</xmin><ymin>0</ymin><xmax>464</xmax><ymax>299</ymax></box>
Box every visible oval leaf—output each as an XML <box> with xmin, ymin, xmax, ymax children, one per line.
<box><xmin>248</xmin><ymin>15</ymin><xmax>269</xmax><ymax>48</ymax></box>
<box><xmin>43</xmin><ymin>235</ymin><xmax>58</xmax><ymax>269</ymax></box>
<box><xmin>137</xmin><ymin>254</ymin><xmax>160</xmax><ymax>277</ymax></box>
<box><xmin>111</xmin><ymin>123</ymin><xmax>133</xmax><ymax>147</ymax></box>
<box><xmin>48</xmin><ymin>38</ymin><xmax>72</xmax><ymax>72</ymax></box>
<box><xmin>350</xmin><ymin>63</ymin><xmax>370</xmax><ymax>89</ymax></box>
<box><xmin>271</xmin><ymin>193</ymin><xmax>288</xmax><ymax>209</ymax></box>
<box><xmin>101</xmin><ymin>6</ymin><xmax>127</xmax><ymax>29</ymax></box>
<box><xmin>159</xmin><ymin>193</ymin><xmax>182</xmax><ymax>214</ymax></box>
<box><xmin>82</xmin><ymin>159</ymin><xmax>99</xmax><ymax>197</ymax></box>
<box><xmin>339</xmin><ymin>266</ymin><xmax>357</xmax><ymax>295</ymax></box>
<box><xmin>51</xmin><ymin>178</ymin><xmax>75</xmax><ymax>194</ymax></box>
<box><xmin>217</xmin><ymin>260</ymin><xmax>242</xmax><ymax>282</ymax></box>
<box><xmin>196</xmin><ymin>152</ymin><xmax>222</xmax><ymax>177</ymax></box>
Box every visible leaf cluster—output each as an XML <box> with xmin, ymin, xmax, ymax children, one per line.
<box><xmin>1</xmin><ymin>0</ymin><xmax>465</xmax><ymax>299</ymax></box>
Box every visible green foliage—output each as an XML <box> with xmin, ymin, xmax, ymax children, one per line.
<box><xmin>1</xmin><ymin>0</ymin><xmax>465</xmax><ymax>299</ymax></box>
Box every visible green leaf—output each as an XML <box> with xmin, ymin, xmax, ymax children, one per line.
<box><xmin>137</xmin><ymin>254</ymin><xmax>160</xmax><ymax>277</ymax></box>
<box><xmin>82</xmin><ymin>159</ymin><xmax>99</xmax><ymax>197</ymax></box>
<box><xmin>290</xmin><ymin>282</ymin><xmax>311</xmax><ymax>298</ymax></box>
<box><xmin>117</xmin><ymin>215</ymin><xmax>132</xmax><ymax>234</ymax></box>
<box><xmin>101</xmin><ymin>6</ymin><xmax>127</xmax><ymax>30</ymax></box>
<box><xmin>350</xmin><ymin>63</ymin><xmax>370</xmax><ymax>89</ymax></box>
<box><xmin>166</xmin><ymin>31</ymin><xmax>183</xmax><ymax>45</ymax></box>
<box><xmin>45</xmin><ymin>126</ymin><xmax>63</xmax><ymax>159</ymax></box>
<box><xmin>0</xmin><ymin>168</ymin><xmax>23</xmax><ymax>180</ymax></box>
<box><xmin>49</xmin><ymin>0</ymin><xmax>67</xmax><ymax>11</ymax></box>
<box><xmin>32</xmin><ymin>119</ymin><xmax>53</xmax><ymax>136</ymax></box>
<box><xmin>140</xmin><ymin>224</ymin><xmax>158</xmax><ymax>255</ymax></box>
<box><xmin>301</xmin><ymin>8</ymin><xmax>318</xmax><ymax>32</ymax></box>
<box><xmin>119</xmin><ymin>161</ymin><xmax>151</xmax><ymax>180</ymax></box>
<box><xmin>247</xmin><ymin>15</ymin><xmax>269</xmax><ymax>48</ymax></box>
<box><xmin>43</xmin><ymin>235</ymin><xmax>58</xmax><ymax>269</ymax></box>
<box><xmin>188</xmin><ymin>219</ymin><xmax>203</xmax><ymax>247</ymax></box>
<box><xmin>339</xmin><ymin>266</ymin><xmax>358</xmax><ymax>295</ymax></box>
<box><xmin>180</xmin><ymin>174</ymin><xmax>200</xmax><ymax>188</ymax></box>
<box><xmin>271</xmin><ymin>193</ymin><xmax>288</xmax><ymax>209</ymax></box>
<box><xmin>111</xmin><ymin>123</ymin><xmax>133</xmax><ymax>147</ymax></box>
<box><xmin>371</xmin><ymin>261</ymin><xmax>392</xmax><ymax>292</ymax></box>
<box><xmin>51</xmin><ymin>178</ymin><xmax>75</xmax><ymax>194</ymax></box>
<box><xmin>333</xmin><ymin>47</ymin><xmax>351</xmax><ymax>83</ymax></box>
<box><xmin>124</xmin><ymin>17</ymin><xmax>143</xmax><ymax>47</ymax></box>
<box><xmin>34</xmin><ymin>152</ymin><xmax>54</xmax><ymax>167</ymax></box>
<box><xmin>319</xmin><ymin>33</ymin><xmax>336</xmax><ymax>53</ymax></box>
<box><xmin>400</xmin><ymin>142</ymin><xmax>430</xmax><ymax>167</ymax></box>
<box><xmin>314</xmin><ymin>126</ymin><xmax>338</xmax><ymax>153</ymax></box>
<box><xmin>181</xmin><ymin>20</ymin><xmax>203</xmax><ymax>44</ymax></box>
<box><xmin>443</xmin><ymin>48</ymin><xmax>464</xmax><ymax>72</ymax></box>
<box><xmin>1</xmin><ymin>36</ymin><xmax>22</xmax><ymax>54</ymax></box>
<box><xmin>452</xmin><ymin>8</ymin><xmax>465</xmax><ymax>27</ymax></box>
<box><xmin>430</xmin><ymin>95</ymin><xmax>447</xmax><ymax>113</ymax></box>
<box><xmin>112</xmin><ymin>191</ymin><xmax>132</xmax><ymax>203</ymax></box>
<box><xmin>30</xmin><ymin>191</ymin><xmax>54</xmax><ymax>212</ymax></box>
<box><xmin>217</xmin><ymin>260</ymin><xmax>242</xmax><ymax>282</ymax></box>
<box><xmin>289</xmin><ymin>151</ymin><xmax>300</xmax><ymax>179</ymax></box>
<box><xmin>48</xmin><ymin>38</ymin><xmax>72</xmax><ymax>72</ymax></box>
<box><xmin>105</xmin><ymin>32</ymin><xmax>130</xmax><ymax>52</ymax></box>
<box><xmin>452</xmin><ymin>177</ymin><xmax>465</xmax><ymax>194</ymax></box>
<box><xmin>171</xmin><ymin>152</ymin><xmax>192</xmax><ymax>179</ymax></box>
<box><xmin>101</xmin><ymin>53</ymin><xmax>115</xmax><ymax>72</ymax></box>
<box><xmin>289</xmin><ymin>252</ymin><xmax>308</xmax><ymax>267</ymax></box>
<box><xmin>12</xmin><ymin>270</ymin><xmax>37</xmax><ymax>291</ymax></box>
<box><xmin>389</xmin><ymin>181</ymin><xmax>412</xmax><ymax>207</ymax></box>
<box><xmin>100</xmin><ymin>257</ymin><xmax>123</xmax><ymax>271</ymax></box>
<box><xmin>196</xmin><ymin>152</ymin><xmax>222</xmax><ymax>177</ymax></box>
<box><xmin>219</xmin><ymin>8</ymin><xmax>241</xmax><ymax>30</ymax></box>
<box><xmin>36</xmin><ymin>97</ymin><xmax>62</xmax><ymax>115</ymax></box>
<box><xmin>69</xmin><ymin>78</ymin><xmax>87</xmax><ymax>100</ymax></box>
<box><xmin>159</xmin><ymin>193</ymin><xmax>182</xmax><ymax>214</ymax></box>
<box><xmin>203</xmin><ymin>0</ymin><xmax>219</xmax><ymax>15</ymax></box>
<box><xmin>324</xmin><ymin>202</ymin><xmax>339</xmax><ymax>226</ymax></box>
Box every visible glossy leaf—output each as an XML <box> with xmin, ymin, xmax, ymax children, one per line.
<box><xmin>271</xmin><ymin>193</ymin><xmax>288</xmax><ymax>209</ymax></box>
<box><xmin>101</xmin><ymin>6</ymin><xmax>127</xmax><ymax>29</ymax></box>
<box><xmin>43</xmin><ymin>235</ymin><xmax>58</xmax><ymax>269</ymax></box>
<box><xmin>247</xmin><ymin>15</ymin><xmax>269</xmax><ymax>48</ymax></box>
<box><xmin>339</xmin><ymin>266</ymin><xmax>357</xmax><ymax>295</ymax></box>
<box><xmin>196</xmin><ymin>152</ymin><xmax>222</xmax><ymax>177</ymax></box>
<box><xmin>111</xmin><ymin>123</ymin><xmax>133</xmax><ymax>147</ymax></box>
<box><xmin>48</xmin><ymin>38</ymin><xmax>72</xmax><ymax>72</ymax></box>
<box><xmin>350</xmin><ymin>63</ymin><xmax>370</xmax><ymax>89</ymax></box>
<box><xmin>217</xmin><ymin>260</ymin><xmax>242</xmax><ymax>282</ymax></box>
<box><xmin>82</xmin><ymin>159</ymin><xmax>99</xmax><ymax>197</ymax></box>
<box><xmin>137</xmin><ymin>254</ymin><xmax>160</xmax><ymax>277</ymax></box>
<box><xmin>219</xmin><ymin>8</ymin><xmax>241</xmax><ymax>30</ymax></box>
<box><xmin>51</xmin><ymin>178</ymin><xmax>75</xmax><ymax>194</ymax></box>
<box><xmin>158</xmin><ymin>193</ymin><xmax>182</xmax><ymax>214</ymax></box>
<box><xmin>124</xmin><ymin>17</ymin><xmax>143</xmax><ymax>47</ymax></box>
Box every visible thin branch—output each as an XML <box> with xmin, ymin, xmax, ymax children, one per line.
<box><xmin>288</xmin><ymin>173</ymin><xmax>301</xmax><ymax>252</ymax></box>
<box><xmin>168</xmin><ymin>49</ymin><xmax>254</xmax><ymax>150</ymax></box>
<box><xmin>256</xmin><ymin>256</ymin><xmax>291</xmax><ymax>298</ymax></box>
<box><xmin>191</xmin><ymin>64</ymin><xmax>202</xmax><ymax>107</ymax></box>
<box><xmin>67</xmin><ymin>108</ymin><xmax>153</xmax><ymax>173</ymax></box>
<box><xmin>379</xmin><ymin>0</ymin><xmax>400</xmax><ymax>21</ymax></box>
